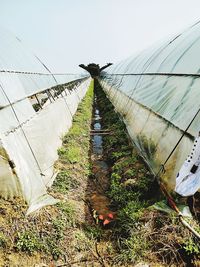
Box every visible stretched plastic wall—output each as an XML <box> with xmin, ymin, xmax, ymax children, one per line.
<box><xmin>1</xmin><ymin>79</ymin><xmax>91</xmax><ymax>214</ymax></box>
<box><xmin>0</xmin><ymin>27</ymin><xmax>89</xmax><ymax>213</ymax></box>
<box><xmin>99</xmin><ymin>21</ymin><xmax>200</xmax><ymax>191</ymax></box>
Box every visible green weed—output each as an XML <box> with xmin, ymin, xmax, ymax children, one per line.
<box><xmin>53</xmin><ymin>170</ymin><xmax>79</xmax><ymax>193</ymax></box>
<box><xmin>0</xmin><ymin>233</ymin><xmax>8</xmax><ymax>248</ymax></box>
<box><xmin>116</xmin><ymin>200</ymin><xmax>147</xmax><ymax>232</ymax></box>
<box><xmin>58</xmin><ymin>145</ymin><xmax>81</xmax><ymax>163</ymax></box>
<box><xmin>45</xmin><ymin>237</ymin><xmax>62</xmax><ymax>260</ymax></box>
<box><xmin>52</xmin><ymin>218</ymin><xmax>65</xmax><ymax>240</ymax></box>
<box><xmin>15</xmin><ymin>231</ymin><xmax>42</xmax><ymax>254</ymax></box>
<box><xmin>183</xmin><ymin>238</ymin><xmax>200</xmax><ymax>255</ymax></box>
<box><xmin>56</xmin><ymin>201</ymin><xmax>77</xmax><ymax>227</ymax></box>
<box><xmin>117</xmin><ymin>233</ymin><xmax>149</xmax><ymax>263</ymax></box>
<box><xmin>84</xmin><ymin>224</ymin><xmax>102</xmax><ymax>240</ymax></box>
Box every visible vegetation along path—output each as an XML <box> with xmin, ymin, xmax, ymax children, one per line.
<box><xmin>0</xmin><ymin>79</ymin><xmax>199</xmax><ymax>266</ymax></box>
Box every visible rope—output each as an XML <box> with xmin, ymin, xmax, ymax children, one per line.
<box><xmin>106</xmin><ymin>72</ymin><xmax>200</xmax><ymax>78</ymax></box>
<box><xmin>0</xmin><ymin>69</ymin><xmax>78</xmax><ymax>75</ymax></box>
<box><xmin>33</xmin><ymin>55</ymin><xmax>74</xmax><ymax>118</ymax></box>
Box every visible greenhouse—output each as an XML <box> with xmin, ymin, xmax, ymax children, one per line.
<box><xmin>0</xmin><ymin>27</ymin><xmax>90</xmax><ymax>214</ymax></box>
<box><xmin>99</xmin><ymin>21</ymin><xmax>200</xmax><ymax>196</ymax></box>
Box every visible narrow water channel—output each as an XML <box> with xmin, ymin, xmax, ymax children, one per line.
<box><xmin>89</xmin><ymin>94</ymin><xmax>115</xmax><ymax>225</ymax></box>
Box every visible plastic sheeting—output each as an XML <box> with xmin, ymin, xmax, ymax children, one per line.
<box><xmin>0</xmin><ymin>26</ymin><xmax>89</xmax><ymax>213</ymax></box>
<box><xmin>0</xmin><ymin>27</ymin><xmax>85</xmax><ymax>102</ymax></box>
<box><xmin>0</xmin><ymin>79</ymin><xmax>91</xmax><ymax>214</ymax></box>
<box><xmin>99</xmin><ymin>21</ymin><xmax>200</xmax><ymax>193</ymax></box>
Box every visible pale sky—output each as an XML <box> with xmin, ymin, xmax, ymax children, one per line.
<box><xmin>1</xmin><ymin>0</ymin><xmax>200</xmax><ymax>73</ymax></box>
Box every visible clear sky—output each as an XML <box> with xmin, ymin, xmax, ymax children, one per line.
<box><xmin>0</xmin><ymin>0</ymin><xmax>200</xmax><ymax>73</ymax></box>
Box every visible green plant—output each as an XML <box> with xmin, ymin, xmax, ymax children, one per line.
<box><xmin>52</xmin><ymin>218</ymin><xmax>65</xmax><ymax>240</ymax></box>
<box><xmin>53</xmin><ymin>170</ymin><xmax>79</xmax><ymax>193</ymax></box>
<box><xmin>112</xmin><ymin>156</ymin><xmax>136</xmax><ymax>174</ymax></box>
<box><xmin>116</xmin><ymin>200</ymin><xmax>147</xmax><ymax>234</ymax></box>
<box><xmin>45</xmin><ymin>237</ymin><xmax>62</xmax><ymax>260</ymax></box>
<box><xmin>57</xmin><ymin>201</ymin><xmax>77</xmax><ymax>227</ymax></box>
<box><xmin>117</xmin><ymin>233</ymin><xmax>149</xmax><ymax>263</ymax></box>
<box><xmin>68</xmin><ymin>124</ymin><xmax>84</xmax><ymax>137</ymax></box>
<box><xmin>74</xmin><ymin>230</ymin><xmax>93</xmax><ymax>252</ymax></box>
<box><xmin>0</xmin><ymin>233</ymin><xmax>7</xmax><ymax>248</ymax></box>
<box><xmin>84</xmin><ymin>224</ymin><xmax>102</xmax><ymax>240</ymax></box>
<box><xmin>15</xmin><ymin>231</ymin><xmax>42</xmax><ymax>254</ymax></box>
<box><xmin>58</xmin><ymin>145</ymin><xmax>81</xmax><ymax>163</ymax></box>
<box><xmin>183</xmin><ymin>238</ymin><xmax>200</xmax><ymax>255</ymax></box>
<box><xmin>111</xmin><ymin>150</ymin><xmax>131</xmax><ymax>161</ymax></box>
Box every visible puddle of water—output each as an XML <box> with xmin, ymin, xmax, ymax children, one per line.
<box><xmin>93</xmin><ymin>135</ymin><xmax>103</xmax><ymax>155</ymax></box>
<box><xmin>90</xmin><ymin>94</ymin><xmax>116</xmax><ymax>226</ymax></box>
<box><xmin>92</xmin><ymin>107</ymin><xmax>103</xmax><ymax>155</ymax></box>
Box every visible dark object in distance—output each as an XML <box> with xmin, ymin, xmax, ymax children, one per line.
<box><xmin>79</xmin><ymin>63</ymin><xmax>113</xmax><ymax>78</ymax></box>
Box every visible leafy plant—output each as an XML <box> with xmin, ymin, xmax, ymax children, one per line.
<box><xmin>45</xmin><ymin>237</ymin><xmax>62</xmax><ymax>260</ymax></box>
<box><xmin>53</xmin><ymin>170</ymin><xmax>79</xmax><ymax>193</ymax></box>
<box><xmin>117</xmin><ymin>233</ymin><xmax>149</xmax><ymax>263</ymax></box>
<box><xmin>183</xmin><ymin>238</ymin><xmax>200</xmax><ymax>255</ymax></box>
<box><xmin>52</xmin><ymin>218</ymin><xmax>65</xmax><ymax>240</ymax></box>
<box><xmin>0</xmin><ymin>233</ymin><xmax>8</xmax><ymax>248</ymax></box>
<box><xmin>57</xmin><ymin>201</ymin><xmax>77</xmax><ymax>227</ymax></box>
<box><xmin>84</xmin><ymin>224</ymin><xmax>102</xmax><ymax>240</ymax></box>
<box><xmin>15</xmin><ymin>231</ymin><xmax>42</xmax><ymax>254</ymax></box>
<box><xmin>58</xmin><ymin>145</ymin><xmax>81</xmax><ymax>163</ymax></box>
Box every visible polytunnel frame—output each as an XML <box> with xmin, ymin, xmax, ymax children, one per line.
<box><xmin>0</xmin><ymin>67</ymin><xmax>89</xmax><ymax>211</ymax></box>
<box><xmin>103</xmin><ymin>21</ymin><xmax>200</xmax><ymax>187</ymax></box>
<box><xmin>98</xmin><ymin>75</ymin><xmax>200</xmax><ymax>240</ymax></box>
<box><xmin>98</xmin><ymin>19</ymin><xmax>200</xmax><ymax>239</ymax></box>
<box><xmin>0</xmin><ymin>69</ymin><xmax>88</xmax><ymax>174</ymax></box>
<box><xmin>100</xmin><ymin>72</ymin><xmax>200</xmax><ymax>173</ymax></box>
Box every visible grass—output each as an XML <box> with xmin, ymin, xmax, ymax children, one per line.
<box><xmin>53</xmin><ymin>80</ymin><xmax>94</xmax><ymax>194</ymax></box>
<box><xmin>15</xmin><ymin>231</ymin><xmax>43</xmax><ymax>254</ymax></box>
<box><xmin>0</xmin><ymin>233</ymin><xmax>8</xmax><ymax>248</ymax></box>
<box><xmin>56</xmin><ymin>201</ymin><xmax>77</xmax><ymax>227</ymax></box>
<box><xmin>83</xmin><ymin>224</ymin><xmax>103</xmax><ymax>241</ymax></box>
<box><xmin>58</xmin><ymin>145</ymin><xmax>82</xmax><ymax>163</ymax></box>
<box><xmin>52</xmin><ymin>170</ymin><xmax>79</xmax><ymax>194</ymax></box>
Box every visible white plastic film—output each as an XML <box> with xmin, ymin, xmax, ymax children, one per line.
<box><xmin>0</xmin><ymin>78</ymin><xmax>91</xmax><ymax>213</ymax></box>
<box><xmin>99</xmin><ymin>22</ymin><xmax>200</xmax><ymax>195</ymax></box>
